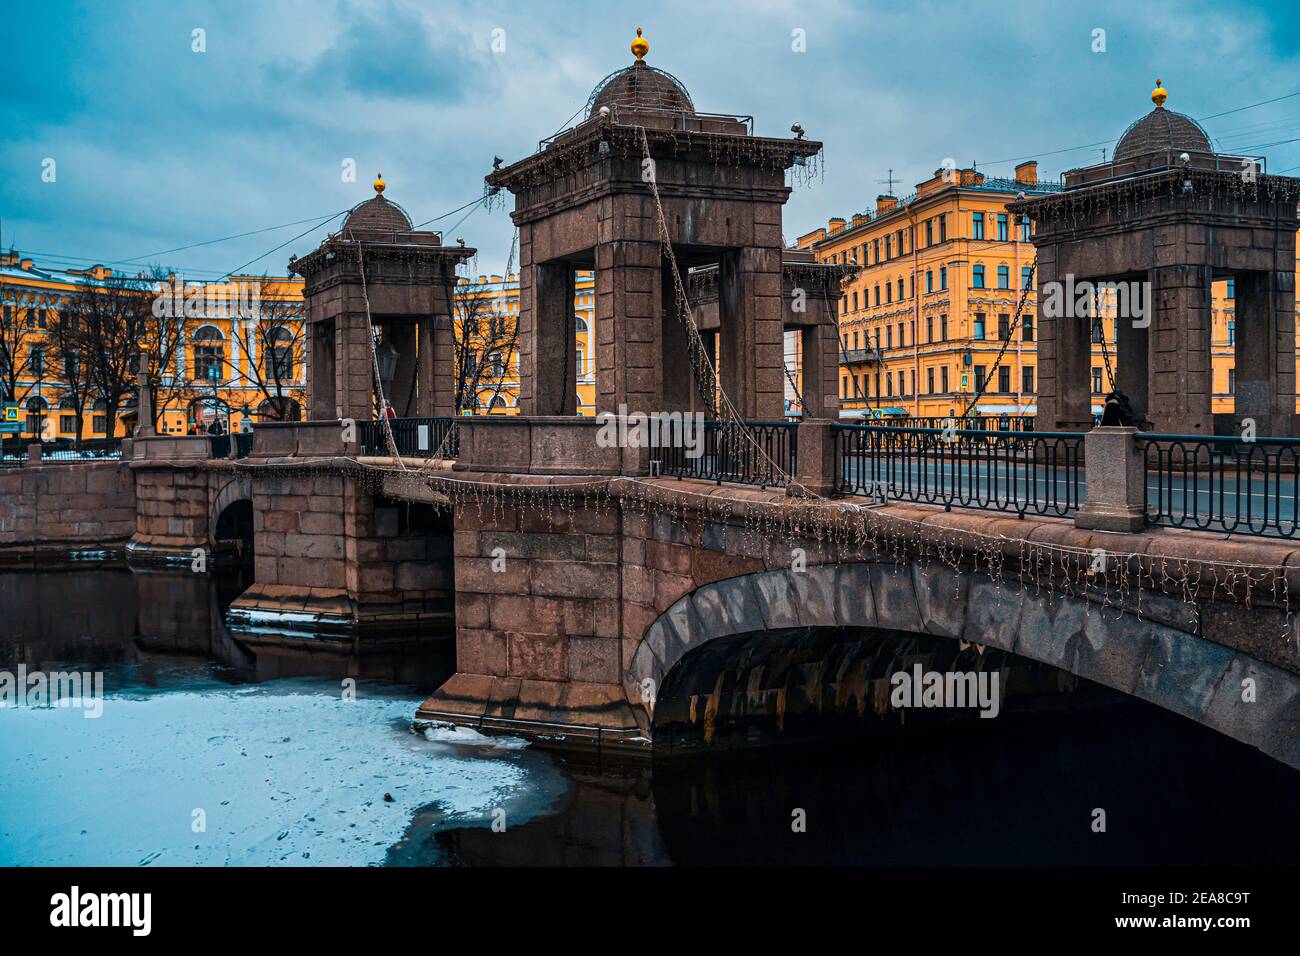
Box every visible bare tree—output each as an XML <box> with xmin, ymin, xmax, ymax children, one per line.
<box><xmin>227</xmin><ymin>283</ymin><xmax>304</xmax><ymax>421</ymax></box>
<box><xmin>0</xmin><ymin>302</ymin><xmax>42</xmax><ymax>405</ymax></box>
<box><xmin>61</xmin><ymin>272</ymin><xmax>155</xmax><ymax>438</ymax></box>
<box><xmin>453</xmin><ymin>287</ymin><xmax>517</xmax><ymax>413</ymax></box>
<box><xmin>44</xmin><ymin>309</ymin><xmax>93</xmax><ymax>444</ymax></box>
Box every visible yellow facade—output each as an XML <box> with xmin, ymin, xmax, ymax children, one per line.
<box><xmin>798</xmin><ymin>165</ymin><xmax>1300</xmax><ymax>420</ymax></box>
<box><xmin>454</xmin><ymin>271</ymin><xmax>597</xmax><ymax>415</ymax></box>
<box><xmin>1</xmin><ymin>250</ymin><xmax>598</xmax><ymax>437</ymax></box>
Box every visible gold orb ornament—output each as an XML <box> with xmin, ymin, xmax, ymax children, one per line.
<box><xmin>1151</xmin><ymin>79</ymin><xmax>1167</xmax><ymax>108</ymax></box>
<box><xmin>631</xmin><ymin>27</ymin><xmax>649</xmax><ymax>61</ymax></box>
<box><xmin>374</xmin><ymin>173</ymin><xmax>386</xmax><ymax>195</ymax></box>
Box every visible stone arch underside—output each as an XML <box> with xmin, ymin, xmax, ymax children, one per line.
<box><xmin>209</xmin><ymin>475</ymin><xmax>253</xmax><ymax>547</ymax></box>
<box><xmin>626</xmin><ymin>562</ymin><xmax>1300</xmax><ymax>770</ymax></box>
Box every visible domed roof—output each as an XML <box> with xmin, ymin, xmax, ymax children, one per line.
<box><xmin>343</xmin><ymin>174</ymin><xmax>413</xmax><ymax>233</ymax></box>
<box><xmin>587</xmin><ymin>28</ymin><xmax>694</xmax><ymax>118</ymax></box>
<box><xmin>1114</xmin><ymin>81</ymin><xmax>1212</xmax><ymax>161</ymax></box>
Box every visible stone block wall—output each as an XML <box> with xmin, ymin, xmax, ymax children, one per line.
<box><xmin>130</xmin><ymin>462</ymin><xmax>233</xmax><ymax>561</ymax></box>
<box><xmin>0</xmin><ymin>461</ymin><xmax>136</xmax><ymax>555</ymax></box>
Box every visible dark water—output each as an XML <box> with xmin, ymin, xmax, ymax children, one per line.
<box><xmin>3</xmin><ymin>564</ymin><xmax>1299</xmax><ymax>866</ymax></box>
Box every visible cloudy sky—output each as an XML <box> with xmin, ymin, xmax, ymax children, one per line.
<box><xmin>3</xmin><ymin>0</ymin><xmax>1299</xmax><ymax>280</ymax></box>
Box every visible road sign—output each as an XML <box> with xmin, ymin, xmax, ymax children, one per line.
<box><xmin>1</xmin><ymin>403</ymin><xmax>18</xmax><ymax>433</ymax></box>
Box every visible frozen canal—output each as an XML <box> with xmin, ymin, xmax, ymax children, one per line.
<box><xmin>0</xmin><ymin>668</ymin><xmax>568</xmax><ymax>866</ymax></box>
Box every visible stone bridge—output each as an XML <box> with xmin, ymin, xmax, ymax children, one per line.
<box><xmin>7</xmin><ymin>420</ymin><xmax>1300</xmax><ymax>772</ymax></box>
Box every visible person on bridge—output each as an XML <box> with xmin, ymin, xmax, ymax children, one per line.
<box><xmin>1099</xmin><ymin>389</ymin><xmax>1149</xmax><ymax>430</ymax></box>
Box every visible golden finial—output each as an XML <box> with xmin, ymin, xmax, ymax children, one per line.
<box><xmin>374</xmin><ymin>173</ymin><xmax>386</xmax><ymax>196</ymax></box>
<box><xmin>631</xmin><ymin>27</ymin><xmax>649</xmax><ymax>61</ymax></box>
<box><xmin>1151</xmin><ymin>79</ymin><xmax>1167</xmax><ymax>108</ymax></box>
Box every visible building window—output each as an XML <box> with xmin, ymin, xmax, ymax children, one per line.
<box><xmin>1092</xmin><ymin>367</ymin><xmax>1103</xmax><ymax>393</ymax></box>
<box><xmin>974</xmin><ymin>365</ymin><xmax>987</xmax><ymax>391</ymax></box>
<box><xmin>852</xmin><ymin>290</ymin><xmax>859</xmax><ymax>311</ymax></box>
<box><xmin>939</xmin><ymin>266</ymin><xmax>947</xmax><ymax>290</ymax></box>
<box><xmin>1023</xmin><ymin>316</ymin><xmax>1034</xmax><ymax>341</ymax></box>
<box><xmin>886</xmin><ymin>372</ymin><xmax>893</xmax><ymax>397</ymax></box>
<box><xmin>997</xmin><ymin>266</ymin><xmax>1010</xmax><ymax>289</ymax></box>
<box><xmin>972</xmin><ymin>212</ymin><xmax>985</xmax><ymax>241</ymax></box>
<box><xmin>60</xmin><ymin>414</ymin><xmax>77</xmax><ymax>433</ymax></box>
<box><xmin>1021</xmin><ymin>266</ymin><xmax>1034</xmax><ymax>290</ymax></box>
<box><xmin>1091</xmin><ymin>318</ymin><xmax>1104</xmax><ymax>344</ymax></box>
<box><xmin>886</xmin><ymin>283</ymin><xmax>892</xmax><ymax>304</ymax></box>
<box><xmin>1019</xmin><ymin>215</ymin><xmax>1031</xmax><ymax>241</ymax></box>
<box><xmin>193</xmin><ymin>325</ymin><xmax>225</xmax><ymax>383</ymax></box>
<box><xmin>29</xmin><ymin>346</ymin><xmax>44</xmax><ymax>376</ymax></box>
<box><xmin>92</xmin><ymin>400</ymin><xmax>108</xmax><ymax>435</ymax></box>
<box><xmin>998</xmin><ymin>313</ymin><xmax>1011</xmax><ymax>341</ymax></box>
<box><xmin>1227</xmin><ymin>320</ymin><xmax>1235</xmax><ymax>346</ymax></box>
<box><xmin>940</xmin><ymin>314</ymin><xmax>948</xmax><ymax>341</ymax></box>
<box><xmin>972</xmin><ymin>265</ymin><xmax>985</xmax><ymax>289</ymax></box>
<box><xmin>874</xmin><ymin>286</ymin><xmax>880</xmax><ymax>307</ymax></box>
<box><xmin>898</xmin><ymin>322</ymin><xmax>905</xmax><ymax>347</ymax></box>
<box><xmin>841</xmin><ymin>376</ymin><xmax>848</xmax><ymax>399</ymax></box>
<box><xmin>997</xmin><ymin>213</ymin><xmax>1008</xmax><ymax>242</ymax></box>
<box><xmin>925</xmin><ymin>270</ymin><xmax>933</xmax><ymax>293</ymax></box>
<box><xmin>897</xmin><ymin>278</ymin><xmax>904</xmax><ymax>300</ymax></box>
<box><xmin>268</xmin><ymin>327</ymin><xmax>294</xmax><ymax>381</ymax></box>
<box><xmin>925</xmin><ymin>315</ymin><xmax>933</xmax><ymax>342</ymax></box>
<box><xmin>885</xmin><ymin>326</ymin><xmax>893</xmax><ymax>349</ymax></box>
<box><xmin>941</xmin><ymin>366</ymin><xmax>950</xmax><ymax>393</ymax></box>
<box><xmin>1023</xmin><ymin>366</ymin><xmax>1035</xmax><ymax>394</ymax></box>
<box><xmin>973</xmin><ymin>314</ymin><xmax>986</xmax><ymax>340</ymax></box>
<box><xmin>1228</xmin><ymin>368</ymin><xmax>1236</xmax><ymax>395</ymax></box>
<box><xmin>925</xmin><ymin>220</ymin><xmax>933</xmax><ymax>246</ymax></box>
<box><xmin>998</xmin><ymin>366</ymin><xmax>1010</xmax><ymax>393</ymax></box>
<box><xmin>1226</xmin><ymin>277</ymin><xmax>1235</xmax><ymax>299</ymax></box>
<box><xmin>927</xmin><ymin>367</ymin><xmax>935</xmax><ymax>394</ymax></box>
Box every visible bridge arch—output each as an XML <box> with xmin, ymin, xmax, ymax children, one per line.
<box><xmin>209</xmin><ymin>475</ymin><xmax>254</xmax><ymax>550</ymax></box>
<box><xmin>626</xmin><ymin>561</ymin><xmax>1300</xmax><ymax>770</ymax></box>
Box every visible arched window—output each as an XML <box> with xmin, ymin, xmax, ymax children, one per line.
<box><xmin>267</xmin><ymin>327</ymin><xmax>294</xmax><ymax>381</ymax></box>
<box><xmin>574</xmin><ymin>315</ymin><xmax>589</xmax><ymax>333</ymax></box>
<box><xmin>489</xmin><ymin>395</ymin><xmax>506</xmax><ymax>410</ymax></box>
<box><xmin>25</xmin><ymin>396</ymin><xmax>47</xmax><ymax>436</ymax></box>
<box><xmin>193</xmin><ymin>325</ymin><xmax>225</xmax><ymax>383</ymax></box>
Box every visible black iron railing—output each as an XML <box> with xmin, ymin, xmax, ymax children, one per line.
<box><xmin>39</xmin><ymin>438</ymin><xmax>125</xmax><ymax>462</ymax></box>
<box><xmin>853</xmin><ymin>414</ymin><xmax>1035</xmax><ymax>432</ymax></box>
<box><xmin>660</xmin><ymin>420</ymin><xmax>797</xmax><ymax>488</ymax></box>
<box><xmin>1141</xmin><ymin>434</ymin><xmax>1300</xmax><ymax>538</ymax></box>
<box><xmin>359</xmin><ymin>417</ymin><xmax>459</xmax><ymax>458</ymax></box>
<box><xmin>834</xmin><ymin>425</ymin><xmax>1085</xmax><ymax>517</ymax></box>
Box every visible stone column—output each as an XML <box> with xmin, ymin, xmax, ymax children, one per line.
<box><xmin>334</xmin><ymin>312</ymin><xmax>374</xmax><ymax>421</ymax></box>
<box><xmin>719</xmin><ymin>247</ymin><xmax>784</xmax><ymax>420</ymax></box>
<box><xmin>1033</xmin><ymin>247</ymin><xmax>1094</xmax><ymax>431</ymax></box>
<box><xmin>799</xmin><ymin>323</ymin><xmax>840</xmax><ymax>420</ymax></box>
<box><xmin>595</xmin><ymin>240</ymin><xmax>663</xmax><ymax>416</ymax></box>
<box><xmin>1148</xmin><ymin>264</ymin><xmax>1213</xmax><ymax>435</ymax></box>
<box><xmin>309</xmin><ymin>319</ymin><xmax>335</xmax><ymax>421</ymax></box>
<box><xmin>520</xmin><ymin>260</ymin><xmax>576</xmax><ymax>416</ymax></box>
<box><xmin>415</xmin><ymin>314</ymin><xmax>453</xmax><ymax>417</ymax></box>
<box><xmin>1074</xmin><ymin>426</ymin><xmax>1145</xmax><ymax>532</ymax></box>
<box><xmin>787</xmin><ymin>419</ymin><xmax>836</xmax><ymax>498</ymax></box>
<box><xmin>1233</xmin><ymin>270</ymin><xmax>1295</xmax><ymax>438</ymax></box>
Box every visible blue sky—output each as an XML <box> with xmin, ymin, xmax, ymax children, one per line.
<box><xmin>2</xmin><ymin>0</ymin><xmax>1298</xmax><ymax>279</ymax></box>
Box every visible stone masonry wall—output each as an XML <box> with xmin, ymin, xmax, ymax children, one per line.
<box><xmin>0</xmin><ymin>461</ymin><xmax>135</xmax><ymax>554</ymax></box>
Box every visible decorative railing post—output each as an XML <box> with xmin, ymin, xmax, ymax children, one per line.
<box><xmin>26</xmin><ymin>443</ymin><xmax>41</xmax><ymax>464</ymax></box>
<box><xmin>788</xmin><ymin>419</ymin><xmax>836</xmax><ymax>498</ymax></box>
<box><xmin>1075</xmin><ymin>426</ymin><xmax>1146</xmax><ymax>532</ymax></box>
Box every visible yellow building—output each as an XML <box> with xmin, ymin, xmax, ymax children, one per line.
<box><xmin>0</xmin><ymin>250</ymin><xmax>306</xmax><ymax>438</ymax></box>
<box><xmin>1</xmin><ymin>248</ymin><xmax>599</xmax><ymax>437</ymax></box>
<box><xmin>798</xmin><ymin>164</ymin><xmax>1300</xmax><ymax>421</ymax></box>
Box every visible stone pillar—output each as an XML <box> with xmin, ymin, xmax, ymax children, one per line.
<box><xmin>334</xmin><ymin>313</ymin><xmax>374</xmax><ymax>421</ymax></box>
<box><xmin>1074</xmin><ymin>426</ymin><xmax>1145</xmax><ymax>532</ymax></box>
<box><xmin>415</xmin><ymin>314</ymin><xmax>453</xmax><ymax>417</ymax></box>
<box><xmin>1034</xmin><ymin>249</ymin><xmax>1094</xmax><ymax>431</ymax></box>
<box><xmin>136</xmin><ymin>358</ymin><xmax>156</xmax><ymax>438</ymax></box>
<box><xmin>520</xmin><ymin>261</ymin><xmax>577</xmax><ymax>416</ymax></box>
<box><xmin>1148</xmin><ymin>264</ymin><xmax>1213</xmax><ymax>435</ymax></box>
<box><xmin>799</xmin><ymin>323</ymin><xmax>840</xmax><ymax>420</ymax></box>
<box><xmin>1234</xmin><ymin>270</ymin><xmax>1295</xmax><ymax>437</ymax></box>
<box><xmin>787</xmin><ymin>419</ymin><xmax>836</xmax><ymax>497</ymax></box>
<box><xmin>718</xmin><ymin>247</ymin><xmax>784</xmax><ymax>420</ymax></box>
<box><xmin>387</xmin><ymin>321</ymin><xmax>417</xmax><ymax>417</ymax></box>
<box><xmin>1115</xmin><ymin>290</ymin><xmax>1149</xmax><ymax>425</ymax></box>
<box><xmin>595</xmin><ymin>240</ymin><xmax>663</xmax><ymax>416</ymax></box>
<box><xmin>309</xmin><ymin>319</ymin><xmax>336</xmax><ymax>421</ymax></box>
